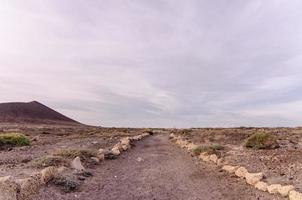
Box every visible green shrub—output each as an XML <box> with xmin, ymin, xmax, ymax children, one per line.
<box><xmin>30</xmin><ymin>155</ymin><xmax>68</xmax><ymax>168</ymax></box>
<box><xmin>245</xmin><ymin>132</ymin><xmax>278</xmax><ymax>149</ymax></box>
<box><xmin>53</xmin><ymin>149</ymin><xmax>97</xmax><ymax>161</ymax></box>
<box><xmin>179</xmin><ymin>129</ymin><xmax>192</xmax><ymax>136</ymax></box>
<box><xmin>192</xmin><ymin>146</ymin><xmax>206</xmax><ymax>156</ymax></box>
<box><xmin>0</xmin><ymin>133</ymin><xmax>30</xmax><ymax>147</ymax></box>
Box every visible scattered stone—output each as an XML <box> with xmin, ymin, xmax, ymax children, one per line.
<box><xmin>222</xmin><ymin>165</ymin><xmax>238</xmax><ymax>174</ymax></box>
<box><xmin>71</xmin><ymin>157</ymin><xmax>85</xmax><ymax>171</ymax></box>
<box><xmin>235</xmin><ymin>167</ymin><xmax>248</xmax><ymax>178</ymax></box>
<box><xmin>245</xmin><ymin>172</ymin><xmax>263</xmax><ymax>185</ymax></box>
<box><xmin>0</xmin><ymin>176</ymin><xmax>18</xmax><ymax>200</ymax></box>
<box><xmin>278</xmin><ymin>185</ymin><xmax>295</xmax><ymax>197</ymax></box>
<box><xmin>111</xmin><ymin>147</ymin><xmax>121</xmax><ymax>156</ymax></box>
<box><xmin>209</xmin><ymin>154</ymin><xmax>218</xmax><ymax>164</ymax></box>
<box><xmin>255</xmin><ymin>181</ymin><xmax>268</xmax><ymax>192</ymax></box>
<box><xmin>137</xmin><ymin>157</ymin><xmax>143</xmax><ymax>162</ymax></box>
<box><xmin>199</xmin><ymin>153</ymin><xmax>210</xmax><ymax>162</ymax></box>
<box><xmin>90</xmin><ymin>157</ymin><xmax>100</xmax><ymax>163</ymax></box>
<box><xmin>113</xmin><ymin>143</ymin><xmax>123</xmax><ymax>152</ymax></box>
<box><xmin>267</xmin><ymin>184</ymin><xmax>282</xmax><ymax>194</ymax></box>
<box><xmin>41</xmin><ymin>166</ymin><xmax>58</xmax><ymax>184</ymax></box>
<box><xmin>289</xmin><ymin>190</ymin><xmax>302</xmax><ymax>200</ymax></box>
<box><xmin>216</xmin><ymin>158</ymin><xmax>224</xmax><ymax>166</ymax></box>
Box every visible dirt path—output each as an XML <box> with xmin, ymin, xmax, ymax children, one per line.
<box><xmin>37</xmin><ymin>134</ymin><xmax>283</xmax><ymax>200</ymax></box>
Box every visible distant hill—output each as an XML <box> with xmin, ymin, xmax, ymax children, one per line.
<box><xmin>0</xmin><ymin>101</ymin><xmax>80</xmax><ymax>125</ymax></box>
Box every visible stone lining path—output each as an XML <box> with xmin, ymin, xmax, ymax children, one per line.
<box><xmin>37</xmin><ymin>134</ymin><xmax>283</xmax><ymax>200</ymax></box>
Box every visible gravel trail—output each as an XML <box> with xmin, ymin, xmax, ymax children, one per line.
<box><xmin>37</xmin><ymin>134</ymin><xmax>283</xmax><ymax>200</ymax></box>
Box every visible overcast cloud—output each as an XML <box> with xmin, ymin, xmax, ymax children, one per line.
<box><xmin>1</xmin><ymin>0</ymin><xmax>302</xmax><ymax>127</ymax></box>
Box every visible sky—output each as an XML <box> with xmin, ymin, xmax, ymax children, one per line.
<box><xmin>1</xmin><ymin>0</ymin><xmax>302</xmax><ymax>127</ymax></box>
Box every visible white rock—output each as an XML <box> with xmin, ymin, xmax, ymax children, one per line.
<box><xmin>111</xmin><ymin>147</ymin><xmax>120</xmax><ymax>156</ymax></box>
<box><xmin>113</xmin><ymin>143</ymin><xmax>123</xmax><ymax>151</ymax></box>
<box><xmin>235</xmin><ymin>167</ymin><xmax>248</xmax><ymax>178</ymax></box>
<box><xmin>71</xmin><ymin>156</ymin><xmax>85</xmax><ymax>171</ymax></box>
<box><xmin>278</xmin><ymin>185</ymin><xmax>295</xmax><ymax>197</ymax></box>
<box><xmin>245</xmin><ymin>172</ymin><xmax>263</xmax><ymax>185</ymax></box>
<box><xmin>267</xmin><ymin>184</ymin><xmax>282</xmax><ymax>194</ymax></box>
<box><xmin>216</xmin><ymin>158</ymin><xmax>224</xmax><ymax>166</ymax></box>
<box><xmin>255</xmin><ymin>181</ymin><xmax>268</xmax><ymax>192</ymax></box>
<box><xmin>199</xmin><ymin>153</ymin><xmax>210</xmax><ymax>162</ymax></box>
<box><xmin>222</xmin><ymin>165</ymin><xmax>238</xmax><ymax>174</ymax></box>
<box><xmin>209</xmin><ymin>154</ymin><xmax>218</xmax><ymax>164</ymax></box>
<box><xmin>120</xmin><ymin>137</ymin><xmax>130</xmax><ymax>145</ymax></box>
<box><xmin>289</xmin><ymin>190</ymin><xmax>302</xmax><ymax>200</ymax></box>
<box><xmin>98</xmin><ymin>148</ymin><xmax>105</xmax><ymax>154</ymax></box>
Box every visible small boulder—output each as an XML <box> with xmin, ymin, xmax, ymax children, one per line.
<box><xmin>245</xmin><ymin>172</ymin><xmax>263</xmax><ymax>185</ymax></box>
<box><xmin>209</xmin><ymin>154</ymin><xmax>218</xmax><ymax>164</ymax></box>
<box><xmin>289</xmin><ymin>190</ymin><xmax>302</xmax><ymax>200</ymax></box>
<box><xmin>199</xmin><ymin>153</ymin><xmax>210</xmax><ymax>162</ymax></box>
<box><xmin>267</xmin><ymin>184</ymin><xmax>282</xmax><ymax>194</ymax></box>
<box><xmin>255</xmin><ymin>181</ymin><xmax>268</xmax><ymax>192</ymax></box>
<box><xmin>278</xmin><ymin>185</ymin><xmax>295</xmax><ymax>197</ymax></box>
<box><xmin>111</xmin><ymin>147</ymin><xmax>120</xmax><ymax>156</ymax></box>
<box><xmin>41</xmin><ymin>166</ymin><xmax>58</xmax><ymax>184</ymax></box>
<box><xmin>71</xmin><ymin>156</ymin><xmax>85</xmax><ymax>171</ymax></box>
<box><xmin>222</xmin><ymin>165</ymin><xmax>238</xmax><ymax>174</ymax></box>
<box><xmin>235</xmin><ymin>167</ymin><xmax>248</xmax><ymax>178</ymax></box>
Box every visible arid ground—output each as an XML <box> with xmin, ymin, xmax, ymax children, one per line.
<box><xmin>2</xmin><ymin>124</ymin><xmax>301</xmax><ymax>199</ymax></box>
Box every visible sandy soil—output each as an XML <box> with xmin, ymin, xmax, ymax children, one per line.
<box><xmin>0</xmin><ymin>124</ymin><xmax>147</xmax><ymax>178</ymax></box>
<box><xmin>36</xmin><ymin>134</ymin><xmax>282</xmax><ymax>200</ymax></box>
<box><xmin>175</xmin><ymin>128</ymin><xmax>302</xmax><ymax>191</ymax></box>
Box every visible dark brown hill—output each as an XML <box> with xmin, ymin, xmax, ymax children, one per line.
<box><xmin>0</xmin><ymin>101</ymin><xmax>80</xmax><ymax>125</ymax></box>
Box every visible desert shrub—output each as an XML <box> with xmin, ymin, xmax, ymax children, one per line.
<box><xmin>52</xmin><ymin>177</ymin><xmax>80</xmax><ymax>193</ymax></box>
<box><xmin>192</xmin><ymin>144</ymin><xmax>224</xmax><ymax>156</ymax></box>
<box><xmin>30</xmin><ymin>155</ymin><xmax>68</xmax><ymax>168</ymax></box>
<box><xmin>53</xmin><ymin>149</ymin><xmax>97</xmax><ymax>161</ymax></box>
<box><xmin>245</xmin><ymin>132</ymin><xmax>279</xmax><ymax>149</ymax></box>
<box><xmin>192</xmin><ymin>146</ymin><xmax>206</xmax><ymax>156</ymax></box>
<box><xmin>179</xmin><ymin>129</ymin><xmax>192</xmax><ymax>136</ymax></box>
<box><xmin>0</xmin><ymin>133</ymin><xmax>30</xmax><ymax>147</ymax></box>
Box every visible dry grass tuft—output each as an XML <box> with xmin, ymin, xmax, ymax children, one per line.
<box><xmin>53</xmin><ymin>149</ymin><xmax>97</xmax><ymax>161</ymax></box>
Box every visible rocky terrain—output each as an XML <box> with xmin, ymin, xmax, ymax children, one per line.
<box><xmin>0</xmin><ymin>102</ymin><xmax>302</xmax><ymax>199</ymax></box>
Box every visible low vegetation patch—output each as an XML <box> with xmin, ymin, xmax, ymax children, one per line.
<box><xmin>30</xmin><ymin>155</ymin><xmax>68</xmax><ymax>168</ymax></box>
<box><xmin>193</xmin><ymin>144</ymin><xmax>224</xmax><ymax>156</ymax></box>
<box><xmin>245</xmin><ymin>132</ymin><xmax>279</xmax><ymax>149</ymax></box>
<box><xmin>52</xmin><ymin>177</ymin><xmax>80</xmax><ymax>193</ymax></box>
<box><xmin>0</xmin><ymin>133</ymin><xmax>30</xmax><ymax>147</ymax></box>
<box><xmin>53</xmin><ymin>149</ymin><xmax>97</xmax><ymax>161</ymax></box>
<box><xmin>179</xmin><ymin>129</ymin><xmax>192</xmax><ymax>136</ymax></box>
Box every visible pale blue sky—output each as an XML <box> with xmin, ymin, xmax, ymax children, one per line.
<box><xmin>1</xmin><ymin>0</ymin><xmax>302</xmax><ymax>127</ymax></box>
